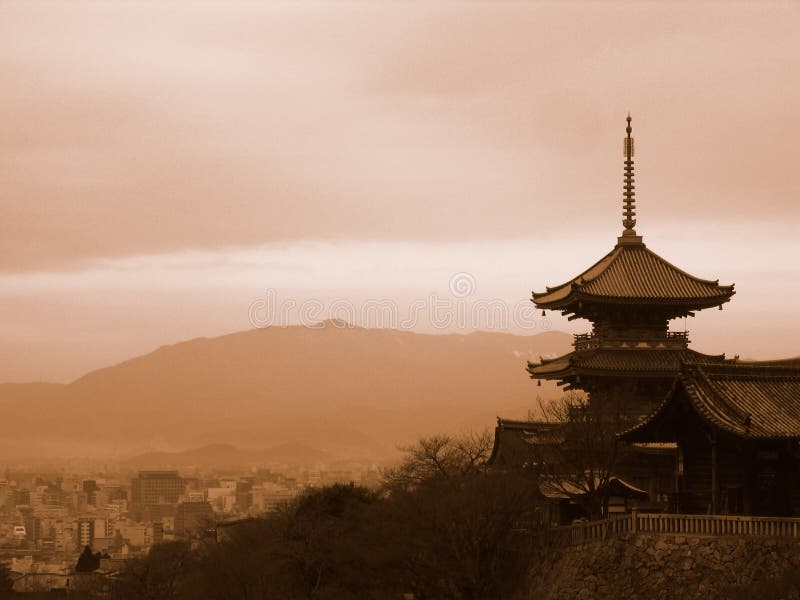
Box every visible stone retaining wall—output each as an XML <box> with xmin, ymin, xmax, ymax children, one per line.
<box><xmin>527</xmin><ymin>533</ymin><xmax>800</xmax><ymax>599</ymax></box>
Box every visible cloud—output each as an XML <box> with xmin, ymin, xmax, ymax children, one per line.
<box><xmin>1</xmin><ymin>226</ymin><xmax>798</xmax><ymax>382</ymax></box>
<box><xmin>0</xmin><ymin>2</ymin><xmax>798</xmax><ymax>273</ymax></box>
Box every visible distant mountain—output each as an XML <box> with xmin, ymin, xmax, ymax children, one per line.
<box><xmin>120</xmin><ymin>442</ymin><xmax>331</xmax><ymax>469</ymax></box>
<box><xmin>0</xmin><ymin>324</ymin><xmax>571</xmax><ymax>463</ymax></box>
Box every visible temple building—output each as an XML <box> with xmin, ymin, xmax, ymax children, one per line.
<box><xmin>621</xmin><ymin>361</ymin><xmax>800</xmax><ymax>516</ymax></box>
<box><xmin>490</xmin><ymin>115</ymin><xmax>800</xmax><ymax>516</ymax></box>
<box><xmin>527</xmin><ymin>114</ymin><xmax>733</xmax><ymax>418</ymax></box>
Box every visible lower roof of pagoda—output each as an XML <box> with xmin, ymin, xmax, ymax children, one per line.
<box><xmin>528</xmin><ymin>348</ymin><xmax>726</xmax><ymax>380</ymax></box>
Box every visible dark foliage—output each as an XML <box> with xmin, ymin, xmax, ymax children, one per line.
<box><xmin>386</xmin><ymin>470</ymin><xmax>539</xmax><ymax>599</ymax></box>
<box><xmin>277</xmin><ymin>484</ymin><xmax>395</xmax><ymax>598</ymax></box>
<box><xmin>111</xmin><ymin>479</ymin><xmax>539</xmax><ymax>599</ymax></box>
<box><xmin>0</xmin><ymin>562</ymin><xmax>13</xmax><ymax>598</ymax></box>
<box><xmin>110</xmin><ymin>540</ymin><xmax>195</xmax><ymax>600</ymax></box>
<box><xmin>75</xmin><ymin>546</ymin><xmax>102</xmax><ymax>572</ymax></box>
<box><xmin>110</xmin><ymin>430</ymin><xmax>543</xmax><ymax>599</ymax></box>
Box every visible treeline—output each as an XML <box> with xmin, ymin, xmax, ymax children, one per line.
<box><xmin>111</xmin><ymin>432</ymin><xmax>540</xmax><ymax>600</ymax></box>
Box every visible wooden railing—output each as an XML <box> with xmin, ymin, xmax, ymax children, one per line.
<box><xmin>533</xmin><ymin>511</ymin><xmax>800</xmax><ymax>548</ymax></box>
<box><xmin>573</xmin><ymin>333</ymin><xmax>600</xmax><ymax>352</ymax></box>
<box><xmin>572</xmin><ymin>332</ymin><xmax>689</xmax><ymax>352</ymax></box>
<box><xmin>634</xmin><ymin>512</ymin><xmax>800</xmax><ymax>537</ymax></box>
<box><xmin>665</xmin><ymin>331</ymin><xmax>689</xmax><ymax>342</ymax></box>
<box><xmin>532</xmin><ymin>514</ymin><xmax>633</xmax><ymax>547</ymax></box>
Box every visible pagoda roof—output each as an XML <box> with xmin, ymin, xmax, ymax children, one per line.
<box><xmin>620</xmin><ymin>361</ymin><xmax>800</xmax><ymax>442</ymax></box>
<box><xmin>532</xmin><ymin>241</ymin><xmax>734</xmax><ymax>311</ymax></box>
<box><xmin>488</xmin><ymin>418</ymin><xmax>563</xmax><ymax>466</ymax></box>
<box><xmin>539</xmin><ymin>476</ymin><xmax>649</xmax><ymax>500</ymax></box>
<box><xmin>528</xmin><ymin>348</ymin><xmax>726</xmax><ymax>380</ymax></box>
<box><xmin>496</xmin><ymin>417</ymin><xmax>559</xmax><ymax>431</ymax></box>
<box><xmin>497</xmin><ymin>418</ymin><xmax>566</xmax><ymax>444</ymax></box>
<box><xmin>489</xmin><ymin>418</ymin><xmax>677</xmax><ymax>467</ymax></box>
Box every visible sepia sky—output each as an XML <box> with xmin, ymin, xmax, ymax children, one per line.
<box><xmin>1</xmin><ymin>1</ymin><xmax>799</xmax><ymax>382</ymax></box>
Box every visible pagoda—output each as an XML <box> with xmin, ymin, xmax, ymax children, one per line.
<box><xmin>527</xmin><ymin>114</ymin><xmax>735</xmax><ymax>418</ymax></box>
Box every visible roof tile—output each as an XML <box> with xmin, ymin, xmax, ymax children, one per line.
<box><xmin>528</xmin><ymin>349</ymin><xmax>726</xmax><ymax>378</ymax></box>
<box><xmin>533</xmin><ymin>243</ymin><xmax>734</xmax><ymax>309</ymax></box>
<box><xmin>622</xmin><ymin>362</ymin><xmax>800</xmax><ymax>440</ymax></box>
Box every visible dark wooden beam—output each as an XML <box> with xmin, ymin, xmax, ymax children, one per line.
<box><xmin>711</xmin><ymin>429</ymin><xmax>718</xmax><ymax>515</ymax></box>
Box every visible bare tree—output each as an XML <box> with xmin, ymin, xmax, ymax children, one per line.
<box><xmin>531</xmin><ymin>391</ymin><xmax>622</xmax><ymax>518</ymax></box>
<box><xmin>381</xmin><ymin>430</ymin><xmax>494</xmax><ymax>492</ymax></box>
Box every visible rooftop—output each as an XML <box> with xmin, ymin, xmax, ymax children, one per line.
<box><xmin>528</xmin><ymin>348</ymin><xmax>726</xmax><ymax>380</ymax></box>
<box><xmin>532</xmin><ymin>243</ymin><xmax>735</xmax><ymax>312</ymax></box>
<box><xmin>621</xmin><ymin>361</ymin><xmax>800</xmax><ymax>442</ymax></box>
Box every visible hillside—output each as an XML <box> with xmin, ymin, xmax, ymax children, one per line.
<box><xmin>120</xmin><ymin>442</ymin><xmax>332</xmax><ymax>469</ymax></box>
<box><xmin>0</xmin><ymin>324</ymin><xmax>571</xmax><ymax>462</ymax></box>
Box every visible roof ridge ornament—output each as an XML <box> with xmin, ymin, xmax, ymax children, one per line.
<box><xmin>618</xmin><ymin>113</ymin><xmax>643</xmax><ymax>246</ymax></box>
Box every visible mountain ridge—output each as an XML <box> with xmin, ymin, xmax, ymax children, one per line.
<box><xmin>0</xmin><ymin>325</ymin><xmax>572</xmax><ymax>463</ymax></box>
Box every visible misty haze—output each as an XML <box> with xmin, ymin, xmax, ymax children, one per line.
<box><xmin>1</xmin><ymin>2</ymin><xmax>799</xmax><ymax>599</ymax></box>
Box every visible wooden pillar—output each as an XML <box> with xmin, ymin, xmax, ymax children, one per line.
<box><xmin>674</xmin><ymin>444</ymin><xmax>682</xmax><ymax>512</ymax></box>
<box><xmin>743</xmin><ymin>440</ymin><xmax>753</xmax><ymax>515</ymax></box>
<box><xmin>780</xmin><ymin>441</ymin><xmax>793</xmax><ymax>516</ymax></box>
<box><xmin>711</xmin><ymin>430</ymin><xmax>718</xmax><ymax>515</ymax></box>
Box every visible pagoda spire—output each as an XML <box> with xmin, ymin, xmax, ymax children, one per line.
<box><xmin>617</xmin><ymin>113</ymin><xmax>642</xmax><ymax>245</ymax></box>
<box><xmin>621</xmin><ymin>113</ymin><xmax>637</xmax><ymax>237</ymax></box>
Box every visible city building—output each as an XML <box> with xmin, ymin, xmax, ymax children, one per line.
<box><xmin>76</xmin><ymin>518</ymin><xmax>93</xmax><ymax>549</ymax></box>
<box><xmin>235</xmin><ymin>479</ymin><xmax>253</xmax><ymax>512</ymax></box>
<box><xmin>131</xmin><ymin>471</ymin><xmax>184</xmax><ymax>521</ymax></box>
<box><xmin>207</xmin><ymin>487</ymin><xmax>236</xmax><ymax>513</ymax></box>
<box><xmin>175</xmin><ymin>501</ymin><xmax>214</xmax><ymax>537</ymax></box>
<box><xmin>82</xmin><ymin>480</ymin><xmax>99</xmax><ymax>506</ymax></box>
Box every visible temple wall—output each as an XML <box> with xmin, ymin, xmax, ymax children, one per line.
<box><xmin>526</xmin><ymin>533</ymin><xmax>800</xmax><ymax>599</ymax></box>
<box><xmin>587</xmin><ymin>379</ymin><xmax>671</xmax><ymax>420</ymax></box>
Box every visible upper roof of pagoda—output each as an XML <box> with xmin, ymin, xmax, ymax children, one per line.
<box><xmin>533</xmin><ymin>114</ymin><xmax>734</xmax><ymax>314</ymax></box>
<box><xmin>532</xmin><ymin>241</ymin><xmax>735</xmax><ymax>311</ymax></box>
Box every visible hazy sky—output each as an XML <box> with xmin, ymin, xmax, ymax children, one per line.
<box><xmin>1</xmin><ymin>2</ymin><xmax>799</xmax><ymax>382</ymax></box>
